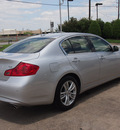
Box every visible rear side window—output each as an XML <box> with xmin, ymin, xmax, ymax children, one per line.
<box><xmin>69</xmin><ymin>36</ymin><xmax>91</xmax><ymax>53</ymax></box>
<box><xmin>61</xmin><ymin>40</ymin><xmax>74</xmax><ymax>54</ymax></box>
<box><xmin>61</xmin><ymin>36</ymin><xmax>91</xmax><ymax>54</ymax></box>
<box><xmin>3</xmin><ymin>38</ymin><xmax>54</xmax><ymax>53</ymax></box>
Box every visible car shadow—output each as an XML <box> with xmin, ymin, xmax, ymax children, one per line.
<box><xmin>0</xmin><ymin>78</ymin><xmax>119</xmax><ymax>125</ymax></box>
<box><xmin>76</xmin><ymin>78</ymin><xmax>120</xmax><ymax>105</ymax></box>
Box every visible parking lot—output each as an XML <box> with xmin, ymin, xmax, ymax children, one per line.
<box><xmin>0</xmin><ymin>78</ymin><xmax>120</xmax><ymax>130</ymax></box>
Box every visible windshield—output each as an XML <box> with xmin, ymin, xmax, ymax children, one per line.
<box><xmin>3</xmin><ymin>38</ymin><xmax>54</xmax><ymax>53</ymax></box>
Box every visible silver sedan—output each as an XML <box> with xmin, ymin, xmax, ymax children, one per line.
<box><xmin>0</xmin><ymin>33</ymin><xmax>119</xmax><ymax>110</ymax></box>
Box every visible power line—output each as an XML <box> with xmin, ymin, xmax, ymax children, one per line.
<box><xmin>99</xmin><ymin>11</ymin><xmax>116</xmax><ymax>20</ymax></box>
<box><xmin>6</xmin><ymin>0</ymin><xmax>59</xmax><ymax>6</ymax></box>
<box><xmin>95</xmin><ymin>5</ymin><xmax>117</xmax><ymax>7</ymax></box>
<box><xmin>4</xmin><ymin>0</ymin><xmax>118</xmax><ymax>8</ymax></box>
<box><xmin>5</xmin><ymin>0</ymin><xmax>92</xmax><ymax>7</ymax></box>
<box><xmin>4</xmin><ymin>0</ymin><xmax>90</xmax><ymax>7</ymax></box>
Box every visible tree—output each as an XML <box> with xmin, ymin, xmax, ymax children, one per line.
<box><xmin>97</xmin><ymin>19</ymin><xmax>104</xmax><ymax>37</ymax></box>
<box><xmin>89</xmin><ymin>21</ymin><xmax>101</xmax><ymax>36</ymax></box>
<box><xmin>62</xmin><ymin>21</ymin><xmax>69</xmax><ymax>32</ymax></box>
<box><xmin>62</xmin><ymin>17</ymin><xmax>79</xmax><ymax>32</ymax></box>
<box><xmin>103</xmin><ymin>22</ymin><xmax>112</xmax><ymax>39</ymax></box>
<box><xmin>112</xmin><ymin>19</ymin><xmax>120</xmax><ymax>39</ymax></box>
<box><xmin>78</xmin><ymin>18</ymin><xmax>91</xmax><ymax>33</ymax></box>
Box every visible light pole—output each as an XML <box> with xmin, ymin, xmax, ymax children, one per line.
<box><xmin>67</xmin><ymin>0</ymin><xmax>73</xmax><ymax>21</ymax></box>
<box><xmin>89</xmin><ymin>0</ymin><xmax>91</xmax><ymax>20</ymax></box>
<box><xmin>95</xmin><ymin>3</ymin><xmax>103</xmax><ymax>20</ymax></box>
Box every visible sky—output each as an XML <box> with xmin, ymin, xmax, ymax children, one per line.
<box><xmin>0</xmin><ymin>0</ymin><xmax>118</xmax><ymax>32</ymax></box>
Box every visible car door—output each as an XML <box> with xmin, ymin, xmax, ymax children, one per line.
<box><xmin>60</xmin><ymin>36</ymin><xmax>100</xmax><ymax>87</ymax></box>
<box><xmin>88</xmin><ymin>36</ymin><xmax>120</xmax><ymax>81</ymax></box>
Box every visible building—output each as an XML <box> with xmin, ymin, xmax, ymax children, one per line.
<box><xmin>0</xmin><ymin>29</ymin><xmax>42</xmax><ymax>36</ymax></box>
<box><xmin>0</xmin><ymin>29</ymin><xmax>17</xmax><ymax>36</ymax></box>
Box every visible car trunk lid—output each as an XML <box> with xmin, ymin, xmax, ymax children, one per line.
<box><xmin>0</xmin><ymin>52</ymin><xmax>40</xmax><ymax>81</ymax></box>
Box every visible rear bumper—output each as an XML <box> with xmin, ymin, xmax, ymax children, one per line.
<box><xmin>0</xmin><ymin>76</ymin><xmax>56</xmax><ymax>106</ymax></box>
<box><xmin>0</xmin><ymin>96</ymin><xmax>24</xmax><ymax>106</ymax></box>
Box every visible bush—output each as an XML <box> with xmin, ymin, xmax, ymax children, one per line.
<box><xmin>62</xmin><ymin>21</ymin><xmax>69</xmax><ymax>32</ymax></box>
<box><xmin>61</xmin><ymin>17</ymin><xmax>120</xmax><ymax>39</ymax></box>
<box><xmin>103</xmin><ymin>22</ymin><xmax>112</xmax><ymax>39</ymax></box>
<box><xmin>97</xmin><ymin>19</ymin><xmax>104</xmax><ymax>37</ymax></box>
<box><xmin>112</xmin><ymin>19</ymin><xmax>120</xmax><ymax>39</ymax></box>
<box><xmin>78</xmin><ymin>18</ymin><xmax>91</xmax><ymax>33</ymax></box>
<box><xmin>89</xmin><ymin>21</ymin><xmax>101</xmax><ymax>36</ymax></box>
<box><xmin>62</xmin><ymin>17</ymin><xmax>79</xmax><ymax>32</ymax></box>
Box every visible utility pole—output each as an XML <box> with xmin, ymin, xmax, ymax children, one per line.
<box><xmin>67</xmin><ymin>0</ymin><xmax>70</xmax><ymax>21</ymax></box>
<box><xmin>118</xmin><ymin>0</ymin><xmax>120</xmax><ymax>19</ymax></box>
<box><xmin>59</xmin><ymin>0</ymin><xmax>62</xmax><ymax>32</ymax></box>
<box><xmin>89</xmin><ymin>0</ymin><xmax>91</xmax><ymax>20</ymax></box>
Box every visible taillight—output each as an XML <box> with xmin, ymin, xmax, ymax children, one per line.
<box><xmin>4</xmin><ymin>62</ymin><xmax>39</xmax><ymax>76</ymax></box>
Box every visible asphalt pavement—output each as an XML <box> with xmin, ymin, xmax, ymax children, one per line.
<box><xmin>0</xmin><ymin>78</ymin><xmax>120</xmax><ymax>130</ymax></box>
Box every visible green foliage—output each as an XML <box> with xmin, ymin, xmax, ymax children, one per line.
<box><xmin>61</xmin><ymin>17</ymin><xmax>120</xmax><ymax>39</ymax></box>
<box><xmin>112</xmin><ymin>20</ymin><xmax>120</xmax><ymax>39</ymax></box>
<box><xmin>97</xmin><ymin>19</ymin><xmax>104</xmax><ymax>36</ymax></box>
<box><xmin>24</xmin><ymin>32</ymin><xmax>33</xmax><ymax>35</ymax></box>
<box><xmin>62</xmin><ymin>17</ymin><xmax>79</xmax><ymax>32</ymax></box>
<box><xmin>103</xmin><ymin>22</ymin><xmax>113</xmax><ymax>39</ymax></box>
<box><xmin>62</xmin><ymin>17</ymin><xmax>91</xmax><ymax>33</ymax></box>
<box><xmin>0</xmin><ymin>44</ymin><xmax>11</xmax><ymax>51</ymax></box>
<box><xmin>106</xmin><ymin>39</ymin><xmax>120</xmax><ymax>43</ymax></box>
<box><xmin>88</xmin><ymin>21</ymin><xmax>101</xmax><ymax>36</ymax></box>
<box><xmin>78</xmin><ymin>18</ymin><xmax>91</xmax><ymax>33</ymax></box>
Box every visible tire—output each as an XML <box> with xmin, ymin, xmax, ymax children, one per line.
<box><xmin>54</xmin><ymin>76</ymin><xmax>79</xmax><ymax>111</ymax></box>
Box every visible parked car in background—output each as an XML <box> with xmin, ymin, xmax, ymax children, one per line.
<box><xmin>0</xmin><ymin>33</ymin><xmax>119</xmax><ymax>110</ymax></box>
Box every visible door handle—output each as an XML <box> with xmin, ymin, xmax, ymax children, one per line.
<box><xmin>72</xmin><ymin>58</ymin><xmax>79</xmax><ymax>63</ymax></box>
<box><xmin>100</xmin><ymin>55</ymin><xmax>105</xmax><ymax>60</ymax></box>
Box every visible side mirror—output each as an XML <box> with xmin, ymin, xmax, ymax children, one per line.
<box><xmin>113</xmin><ymin>46</ymin><xmax>119</xmax><ymax>52</ymax></box>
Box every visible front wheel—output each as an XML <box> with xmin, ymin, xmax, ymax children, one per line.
<box><xmin>54</xmin><ymin>76</ymin><xmax>79</xmax><ymax>111</ymax></box>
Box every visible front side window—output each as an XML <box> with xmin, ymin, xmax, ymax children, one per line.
<box><xmin>3</xmin><ymin>38</ymin><xmax>54</xmax><ymax>53</ymax></box>
<box><xmin>89</xmin><ymin>36</ymin><xmax>112</xmax><ymax>52</ymax></box>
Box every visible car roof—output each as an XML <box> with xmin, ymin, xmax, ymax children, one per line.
<box><xmin>29</xmin><ymin>32</ymin><xmax>96</xmax><ymax>39</ymax></box>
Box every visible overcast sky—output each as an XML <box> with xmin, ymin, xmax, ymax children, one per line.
<box><xmin>0</xmin><ymin>0</ymin><xmax>118</xmax><ymax>32</ymax></box>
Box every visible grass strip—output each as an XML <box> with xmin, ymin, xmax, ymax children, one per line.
<box><xmin>0</xmin><ymin>44</ymin><xmax>11</xmax><ymax>51</ymax></box>
<box><xmin>106</xmin><ymin>39</ymin><xmax>120</xmax><ymax>43</ymax></box>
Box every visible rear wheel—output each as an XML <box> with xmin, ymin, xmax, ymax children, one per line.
<box><xmin>54</xmin><ymin>76</ymin><xmax>79</xmax><ymax>111</ymax></box>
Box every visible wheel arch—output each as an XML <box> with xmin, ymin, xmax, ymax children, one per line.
<box><xmin>53</xmin><ymin>73</ymin><xmax>81</xmax><ymax>110</ymax></box>
<box><xmin>55</xmin><ymin>73</ymin><xmax>81</xmax><ymax>96</ymax></box>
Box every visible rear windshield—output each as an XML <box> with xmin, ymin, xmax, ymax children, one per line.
<box><xmin>3</xmin><ymin>38</ymin><xmax>54</xmax><ymax>53</ymax></box>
